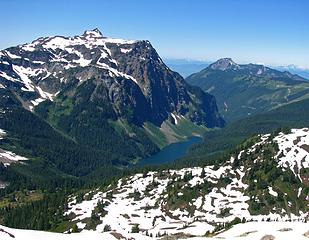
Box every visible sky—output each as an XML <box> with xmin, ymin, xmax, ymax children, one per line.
<box><xmin>1</xmin><ymin>0</ymin><xmax>308</xmax><ymax>68</ymax></box>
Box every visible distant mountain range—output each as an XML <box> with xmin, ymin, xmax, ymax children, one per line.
<box><xmin>186</xmin><ymin>58</ymin><xmax>309</xmax><ymax>122</ymax></box>
<box><xmin>275</xmin><ymin>65</ymin><xmax>309</xmax><ymax>80</ymax></box>
<box><xmin>164</xmin><ymin>59</ymin><xmax>210</xmax><ymax>77</ymax></box>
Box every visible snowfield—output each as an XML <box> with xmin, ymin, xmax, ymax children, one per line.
<box><xmin>195</xmin><ymin>221</ymin><xmax>309</xmax><ymax>240</ymax></box>
<box><xmin>1</xmin><ymin>222</ymin><xmax>308</xmax><ymax>240</ymax></box>
<box><xmin>0</xmin><ymin>225</ymin><xmax>118</xmax><ymax>240</ymax></box>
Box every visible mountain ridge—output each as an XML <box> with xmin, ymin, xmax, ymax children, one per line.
<box><xmin>186</xmin><ymin>58</ymin><xmax>309</xmax><ymax>122</ymax></box>
<box><xmin>166</xmin><ymin>58</ymin><xmax>309</xmax><ymax>79</ymax></box>
<box><xmin>207</xmin><ymin>58</ymin><xmax>307</xmax><ymax>81</ymax></box>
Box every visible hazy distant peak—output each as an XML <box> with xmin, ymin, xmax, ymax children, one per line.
<box><xmin>83</xmin><ymin>28</ymin><xmax>104</xmax><ymax>37</ymax></box>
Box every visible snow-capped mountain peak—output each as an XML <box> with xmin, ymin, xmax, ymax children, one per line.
<box><xmin>0</xmin><ymin>29</ymin><xmax>224</xmax><ymax>127</ymax></box>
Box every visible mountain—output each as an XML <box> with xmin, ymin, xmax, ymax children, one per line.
<box><xmin>186</xmin><ymin>58</ymin><xmax>309</xmax><ymax>122</ymax></box>
<box><xmin>38</xmin><ymin>128</ymin><xmax>307</xmax><ymax>238</ymax></box>
<box><xmin>0</xmin><ymin>29</ymin><xmax>224</xmax><ymax>182</ymax></box>
<box><xmin>0</xmin><ymin>29</ymin><xmax>224</xmax><ymax>128</ymax></box>
<box><xmin>165</xmin><ymin>58</ymin><xmax>309</xmax><ymax>81</ymax></box>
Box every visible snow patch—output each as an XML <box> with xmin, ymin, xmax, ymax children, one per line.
<box><xmin>5</xmin><ymin>50</ymin><xmax>21</xmax><ymax>59</ymax></box>
<box><xmin>268</xmin><ymin>186</ymin><xmax>278</xmax><ymax>197</ymax></box>
<box><xmin>120</xmin><ymin>48</ymin><xmax>132</xmax><ymax>53</ymax></box>
<box><xmin>12</xmin><ymin>65</ymin><xmax>35</xmax><ymax>92</ymax></box>
<box><xmin>0</xmin><ymin>149</ymin><xmax>28</xmax><ymax>166</ymax></box>
<box><xmin>0</xmin><ymin>129</ymin><xmax>6</xmax><ymax>139</ymax></box>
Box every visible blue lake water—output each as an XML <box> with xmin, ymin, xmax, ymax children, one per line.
<box><xmin>138</xmin><ymin>136</ymin><xmax>202</xmax><ymax>166</ymax></box>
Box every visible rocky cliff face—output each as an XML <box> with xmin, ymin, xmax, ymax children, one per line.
<box><xmin>0</xmin><ymin>29</ymin><xmax>224</xmax><ymax>128</ymax></box>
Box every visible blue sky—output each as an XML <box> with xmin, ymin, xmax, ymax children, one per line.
<box><xmin>1</xmin><ymin>0</ymin><xmax>308</xmax><ymax>68</ymax></box>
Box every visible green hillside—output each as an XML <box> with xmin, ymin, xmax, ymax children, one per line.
<box><xmin>180</xmin><ymin>98</ymin><xmax>309</xmax><ymax>166</ymax></box>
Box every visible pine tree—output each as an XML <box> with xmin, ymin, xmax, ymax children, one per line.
<box><xmin>72</xmin><ymin>224</ymin><xmax>79</xmax><ymax>233</ymax></box>
<box><xmin>200</xmin><ymin>168</ymin><xmax>205</xmax><ymax>178</ymax></box>
<box><xmin>131</xmin><ymin>224</ymin><xmax>140</xmax><ymax>233</ymax></box>
<box><xmin>103</xmin><ymin>224</ymin><xmax>111</xmax><ymax>232</ymax></box>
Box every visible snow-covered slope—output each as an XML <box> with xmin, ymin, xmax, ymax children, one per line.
<box><xmin>274</xmin><ymin>128</ymin><xmax>309</xmax><ymax>178</ymax></box>
<box><xmin>0</xmin><ymin>128</ymin><xmax>308</xmax><ymax>239</ymax></box>
<box><xmin>1</xmin><ymin>222</ymin><xmax>308</xmax><ymax>240</ymax></box>
<box><xmin>0</xmin><ymin>224</ymin><xmax>118</xmax><ymax>240</ymax></box>
<box><xmin>199</xmin><ymin>222</ymin><xmax>309</xmax><ymax>240</ymax></box>
<box><xmin>63</xmin><ymin>128</ymin><xmax>308</xmax><ymax>238</ymax></box>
